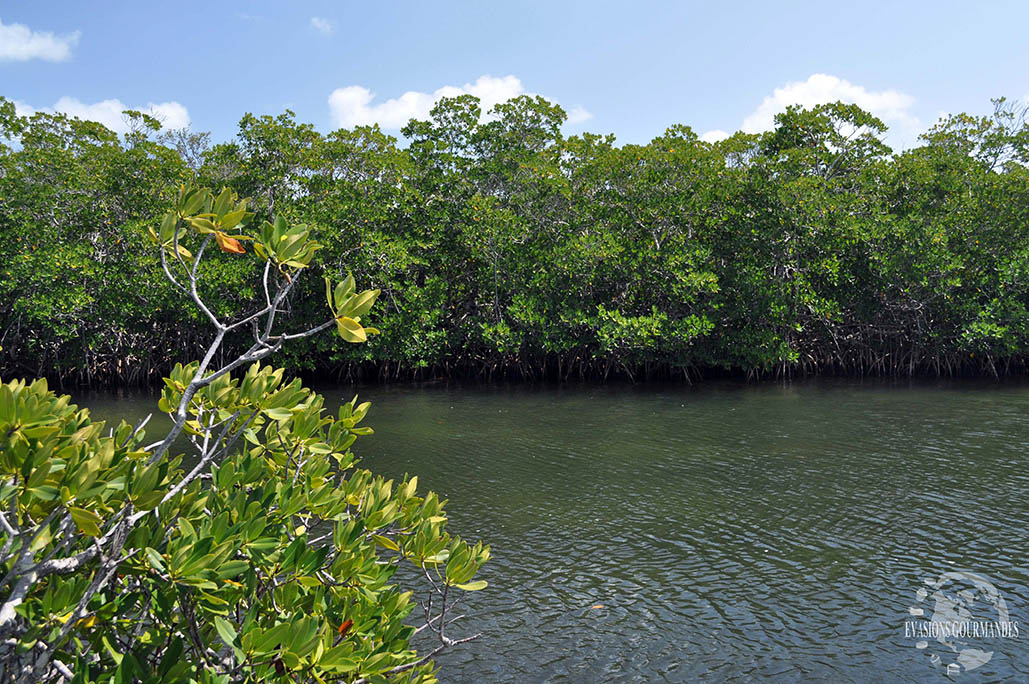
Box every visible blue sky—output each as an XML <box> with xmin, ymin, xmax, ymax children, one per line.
<box><xmin>3</xmin><ymin>1</ymin><xmax>1028</xmax><ymax>149</ymax></box>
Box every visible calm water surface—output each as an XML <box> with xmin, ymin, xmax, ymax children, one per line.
<box><xmin>84</xmin><ymin>379</ymin><xmax>1029</xmax><ymax>683</ymax></box>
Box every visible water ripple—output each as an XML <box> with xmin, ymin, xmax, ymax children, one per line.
<box><xmin>86</xmin><ymin>379</ymin><xmax>1029</xmax><ymax>682</ymax></box>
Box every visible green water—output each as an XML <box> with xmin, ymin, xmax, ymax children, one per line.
<box><xmin>83</xmin><ymin>379</ymin><xmax>1029</xmax><ymax>682</ymax></box>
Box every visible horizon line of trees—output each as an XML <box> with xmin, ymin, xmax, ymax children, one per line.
<box><xmin>1</xmin><ymin>94</ymin><xmax>1028</xmax><ymax>387</ymax></box>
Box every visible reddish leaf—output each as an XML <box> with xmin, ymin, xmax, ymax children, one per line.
<box><xmin>215</xmin><ymin>232</ymin><xmax>246</xmax><ymax>254</ymax></box>
<box><xmin>338</xmin><ymin>619</ymin><xmax>353</xmax><ymax>637</ymax></box>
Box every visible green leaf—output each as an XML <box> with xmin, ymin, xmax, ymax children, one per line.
<box><xmin>214</xmin><ymin>616</ymin><xmax>238</xmax><ymax>648</ymax></box>
<box><xmin>102</xmin><ymin>635</ymin><xmax>124</xmax><ymax>665</ymax></box>
<box><xmin>344</xmin><ymin>289</ymin><xmax>379</xmax><ymax>319</ymax></box>
<box><xmin>251</xmin><ymin>622</ymin><xmax>289</xmax><ymax>654</ymax></box>
<box><xmin>220</xmin><ymin>208</ymin><xmax>247</xmax><ymax>230</ymax></box>
<box><xmin>144</xmin><ymin>547</ymin><xmax>166</xmax><ymax>572</ymax></box>
<box><xmin>264</xmin><ymin>407</ymin><xmax>293</xmax><ymax>421</ymax></box>
<box><xmin>134</xmin><ymin>490</ymin><xmax>164</xmax><ymax>511</ymax></box>
<box><xmin>319</xmin><ymin>645</ymin><xmax>359</xmax><ymax>671</ymax></box>
<box><xmin>215</xmin><ymin>560</ymin><xmax>250</xmax><ymax>579</ymax></box>
<box><xmin>131</xmin><ymin>462</ymin><xmax>160</xmax><ymax>499</ymax></box>
<box><xmin>213</xmin><ymin>187</ymin><xmax>234</xmax><ymax>217</ymax></box>
<box><xmin>114</xmin><ymin>652</ymin><xmax>143</xmax><ymax>684</ymax></box>
<box><xmin>371</xmin><ymin>534</ymin><xmax>399</xmax><ymax>551</ymax></box>
<box><xmin>68</xmin><ymin>506</ymin><xmax>102</xmax><ymax>537</ymax></box>
<box><xmin>187</xmin><ymin>217</ymin><xmax>218</xmax><ymax>234</ymax></box>
<box><xmin>182</xmin><ymin>190</ymin><xmax>207</xmax><ymax>215</ymax></box>
<box><xmin>456</xmin><ymin>580</ymin><xmax>488</xmax><ymax>591</ymax></box>
<box><xmin>159</xmin><ymin>211</ymin><xmax>177</xmax><ymax>241</ymax></box>
<box><xmin>334</xmin><ymin>274</ymin><xmax>355</xmax><ymax>308</ymax></box>
<box><xmin>28</xmin><ymin>485</ymin><xmax>60</xmax><ymax>501</ymax></box>
<box><xmin>335</xmin><ymin>317</ymin><xmax>366</xmax><ymax>343</ymax></box>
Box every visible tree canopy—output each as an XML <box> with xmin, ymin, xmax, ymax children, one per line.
<box><xmin>1</xmin><ymin>95</ymin><xmax>1027</xmax><ymax>384</ymax></box>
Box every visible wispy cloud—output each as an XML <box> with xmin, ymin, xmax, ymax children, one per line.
<box><xmin>328</xmin><ymin>74</ymin><xmax>592</xmax><ymax>129</ymax></box>
<box><xmin>14</xmin><ymin>97</ymin><xmax>190</xmax><ymax>134</ymax></box>
<box><xmin>310</xmin><ymin>17</ymin><xmax>333</xmax><ymax>35</ymax></box>
<box><xmin>0</xmin><ymin>17</ymin><xmax>80</xmax><ymax>62</ymax></box>
<box><xmin>702</xmin><ymin>73</ymin><xmax>921</xmax><ymax>146</ymax></box>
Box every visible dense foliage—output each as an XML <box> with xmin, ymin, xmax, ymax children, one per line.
<box><xmin>0</xmin><ymin>185</ymin><xmax>489</xmax><ymax>682</ymax></box>
<box><xmin>1</xmin><ymin>95</ymin><xmax>1028</xmax><ymax>384</ymax></box>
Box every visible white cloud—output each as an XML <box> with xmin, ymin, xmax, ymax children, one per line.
<box><xmin>702</xmin><ymin>74</ymin><xmax>921</xmax><ymax>147</ymax></box>
<box><xmin>0</xmin><ymin>17</ymin><xmax>79</xmax><ymax>62</ymax></box>
<box><xmin>699</xmin><ymin>129</ymin><xmax>730</xmax><ymax>143</ymax></box>
<box><xmin>328</xmin><ymin>74</ymin><xmax>593</xmax><ymax>129</ymax></box>
<box><xmin>12</xmin><ymin>100</ymin><xmax>35</xmax><ymax>118</ymax></box>
<box><xmin>566</xmin><ymin>106</ymin><xmax>593</xmax><ymax>125</ymax></box>
<box><xmin>310</xmin><ymin>17</ymin><xmax>333</xmax><ymax>34</ymax></box>
<box><xmin>144</xmin><ymin>101</ymin><xmax>190</xmax><ymax>130</ymax></box>
<box><xmin>740</xmin><ymin>74</ymin><xmax>917</xmax><ymax>134</ymax></box>
<box><xmin>14</xmin><ymin>97</ymin><xmax>190</xmax><ymax>134</ymax></box>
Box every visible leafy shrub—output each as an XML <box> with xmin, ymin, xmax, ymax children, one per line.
<box><xmin>0</xmin><ymin>186</ymin><xmax>489</xmax><ymax>683</ymax></box>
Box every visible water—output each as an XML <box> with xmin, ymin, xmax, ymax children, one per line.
<box><xmin>83</xmin><ymin>379</ymin><xmax>1029</xmax><ymax>682</ymax></box>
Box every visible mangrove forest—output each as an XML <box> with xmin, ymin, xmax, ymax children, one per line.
<box><xmin>1</xmin><ymin>94</ymin><xmax>1028</xmax><ymax>386</ymax></box>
